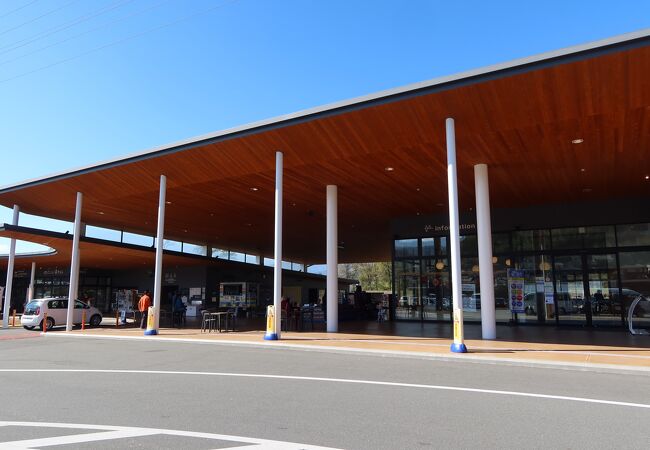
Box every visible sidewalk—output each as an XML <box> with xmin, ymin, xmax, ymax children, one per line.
<box><xmin>48</xmin><ymin>322</ymin><xmax>650</xmax><ymax>372</ymax></box>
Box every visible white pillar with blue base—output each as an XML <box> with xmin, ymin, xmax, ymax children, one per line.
<box><xmin>446</xmin><ymin>118</ymin><xmax>468</xmax><ymax>353</ymax></box>
<box><xmin>2</xmin><ymin>205</ymin><xmax>19</xmax><ymax>329</ymax></box>
<box><xmin>147</xmin><ymin>174</ymin><xmax>167</xmax><ymax>336</ymax></box>
<box><xmin>265</xmin><ymin>151</ymin><xmax>283</xmax><ymax>340</ymax></box>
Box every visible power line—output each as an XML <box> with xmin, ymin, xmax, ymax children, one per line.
<box><xmin>0</xmin><ymin>0</ymin><xmax>240</xmax><ymax>85</ymax></box>
<box><xmin>0</xmin><ymin>0</ymin><xmax>135</xmax><ymax>55</ymax></box>
<box><xmin>0</xmin><ymin>0</ymin><xmax>39</xmax><ymax>20</ymax></box>
<box><xmin>0</xmin><ymin>0</ymin><xmax>78</xmax><ymax>37</ymax></box>
<box><xmin>0</xmin><ymin>0</ymin><xmax>170</xmax><ymax>67</ymax></box>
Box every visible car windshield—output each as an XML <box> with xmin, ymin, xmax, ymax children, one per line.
<box><xmin>24</xmin><ymin>301</ymin><xmax>41</xmax><ymax>315</ymax></box>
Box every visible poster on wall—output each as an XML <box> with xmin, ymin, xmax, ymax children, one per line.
<box><xmin>508</xmin><ymin>269</ymin><xmax>525</xmax><ymax>313</ymax></box>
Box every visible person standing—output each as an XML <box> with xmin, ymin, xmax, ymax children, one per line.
<box><xmin>138</xmin><ymin>290</ymin><xmax>152</xmax><ymax>329</ymax></box>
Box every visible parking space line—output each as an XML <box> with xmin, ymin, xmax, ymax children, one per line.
<box><xmin>0</xmin><ymin>421</ymin><xmax>341</xmax><ymax>449</ymax></box>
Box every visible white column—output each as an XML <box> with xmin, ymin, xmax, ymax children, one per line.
<box><xmin>66</xmin><ymin>192</ymin><xmax>83</xmax><ymax>331</ymax></box>
<box><xmin>326</xmin><ymin>185</ymin><xmax>338</xmax><ymax>332</ymax></box>
<box><xmin>266</xmin><ymin>152</ymin><xmax>283</xmax><ymax>340</ymax></box>
<box><xmin>475</xmin><ymin>164</ymin><xmax>496</xmax><ymax>339</ymax></box>
<box><xmin>27</xmin><ymin>261</ymin><xmax>36</xmax><ymax>303</ymax></box>
<box><xmin>446</xmin><ymin>118</ymin><xmax>467</xmax><ymax>353</ymax></box>
<box><xmin>2</xmin><ymin>205</ymin><xmax>19</xmax><ymax>328</ymax></box>
<box><xmin>149</xmin><ymin>174</ymin><xmax>166</xmax><ymax>335</ymax></box>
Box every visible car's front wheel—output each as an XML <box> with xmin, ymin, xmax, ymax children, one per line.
<box><xmin>89</xmin><ymin>314</ymin><xmax>102</xmax><ymax>327</ymax></box>
<box><xmin>40</xmin><ymin>317</ymin><xmax>55</xmax><ymax>331</ymax></box>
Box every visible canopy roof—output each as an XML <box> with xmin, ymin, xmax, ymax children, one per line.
<box><xmin>1</xmin><ymin>30</ymin><xmax>649</xmax><ymax>263</ymax></box>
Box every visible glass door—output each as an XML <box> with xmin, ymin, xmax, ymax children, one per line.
<box><xmin>586</xmin><ymin>253</ymin><xmax>623</xmax><ymax>327</ymax></box>
<box><xmin>553</xmin><ymin>253</ymin><xmax>622</xmax><ymax>327</ymax></box>
<box><xmin>554</xmin><ymin>255</ymin><xmax>587</xmax><ymax>325</ymax></box>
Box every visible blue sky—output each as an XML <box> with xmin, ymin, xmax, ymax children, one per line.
<box><xmin>1</xmin><ymin>0</ymin><xmax>650</xmax><ymax>254</ymax></box>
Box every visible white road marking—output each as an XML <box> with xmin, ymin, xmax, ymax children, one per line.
<box><xmin>2</xmin><ymin>368</ymin><xmax>650</xmax><ymax>410</ymax></box>
<box><xmin>0</xmin><ymin>421</ymin><xmax>340</xmax><ymax>449</ymax></box>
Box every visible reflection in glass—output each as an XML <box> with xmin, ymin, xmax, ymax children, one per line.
<box><xmin>395</xmin><ymin>239</ymin><xmax>418</xmax><ymax>258</ymax></box>
<box><xmin>421</xmin><ymin>259</ymin><xmax>451</xmax><ymax>321</ymax></box>
<box><xmin>617</xmin><ymin>223</ymin><xmax>650</xmax><ymax>247</ymax></box>
<box><xmin>394</xmin><ymin>260</ymin><xmax>421</xmax><ymax>321</ymax></box>
<box><xmin>552</xmin><ymin>226</ymin><xmax>616</xmax><ymax>249</ymax></box>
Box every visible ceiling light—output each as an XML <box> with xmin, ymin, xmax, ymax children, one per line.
<box><xmin>572</xmin><ymin>139</ymin><xmax>584</xmax><ymax>144</ymax></box>
<box><xmin>183</xmin><ymin>229</ymin><xmax>188</xmax><ymax>233</ymax></box>
<box><xmin>645</xmin><ymin>175</ymin><xmax>649</xmax><ymax>180</ymax></box>
<box><xmin>416</xmin><ymin>212</ymin><xmax>420</xmax><ymax>216</ymax></box>
<box><xmin>98</xmin><ymin>211</ymin><xmax>104</xmax><ymax>215</ymax></box>
<box><xmin>165</xmin><ymin>201</ymin><xmax>172</xmax><ymax>204</ymax></box>
<box><xmin>580</xmin><ymin>168</ymin><xmax>586</xmax><ymax>172</ymax></box>
<box><xmin>416</xmin><ymin>187</ymin><xmax>420</xmax><ymax>192</ymax></box>
<box><xmin>246</xmin><ymin>223</ymin><xmax>252</xmax><ymax>227</ymax></box>
<box><xmin>291</xmin><ymin>202</ymin><xmax>296</xmax><ymax>207</ymax></box>
<box><xmin>435</xmin><ymin>260</ymin><xmax>445</xmax><ymax>270</ymax></box>
<box><xmin>210</xmin><ymin>213</ymin><xmax>214</xmax><ymax>217</ymax></box>
<box><xmin>436</xmin><ymin>203</ymin><xmax>444</xmax><ymax>207</ymax></box>
<box><xmin>384</xmin><ymin>167</ymin><xmax>394</xmax><ymax>172</ymax></box>
<box><xmin>250</xmin><ymin>187</ymin><xmax>258</xmax><ymax>191</ymax></box>
<box><xmin>582</xmin><ymin>188</ymin><xmax>592</xmax><ymax>193</ymax></box>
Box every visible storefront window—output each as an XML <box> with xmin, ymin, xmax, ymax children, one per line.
<box><xmin>459</xmin><ymin>235</ymin><xmax>477</xmax><ymax>256</ymax></box>
<box><xmin>394</xmin><ymin>239</ymin><xmax>418</xmax><ymax>258</ymax></box>
<box><xmin>512</xmin><ymin>229</ymin><xmax>550</xmax><ymax>252</ymax></box>
<box><xmin>421</xmin><ymin>259</ymin><xmax>450</xmax><ymax>321</ymax></box>
<box><xmin>619</xmin><ymin>251</ymin><xmax>650</xmax><ymax>330</ymax></box>
<box><xmin>460</xmin><ymin>257</ymin><xmax>480</xmax><ymax>321</ymax></box>
<box><xmin>492</xmin><ymin>233</ymin><xmax>511</xmax><ymax>254</ymax></box>
<box><xmin>394</xmin><ymin>259</ymin><xmax>420</xmax><ymax>320</ymax></box>
<box><xmin>422</xmin><ymin>237</ymin><xmax>446</xmax><ymax>257</ymax></box>
<box><xmin>514</xmin><ymin>254</ymin><xmax>554</xmax><ymax>324</ymax></box>
<box><xmin>617</xmin><ymin>223</ymin><xmax>650</xmax><ymax>247</ymax></box>
<box><xmin>551</xmin><ymin>226</ymin><xmax>616</xmax><ymax>249</ymax></box>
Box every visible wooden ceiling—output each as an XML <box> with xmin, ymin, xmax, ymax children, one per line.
<box><xmin>1</xmin><ymin>39</ymin><xmax>649</xmax><ymax>263</ymax></box>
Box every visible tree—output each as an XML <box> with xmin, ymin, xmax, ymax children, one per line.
<box><xmin>338</xmin><ymin>262</ymin><xmax>392</xmax><ymax>291</ymax></box>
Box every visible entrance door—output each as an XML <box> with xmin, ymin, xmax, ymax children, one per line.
<box><xmin>553</xmin><ymin>253</ymin><xmax>621</xmax><ymax>327</ymax></box>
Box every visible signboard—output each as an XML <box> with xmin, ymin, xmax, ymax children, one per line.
<box><xmin>508</xmin><ymin>269</ymin><xmax>525</xmax><ymax>313</ymax></box>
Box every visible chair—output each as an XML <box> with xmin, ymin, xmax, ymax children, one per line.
<box><xmin>201</xmin><ymin>310</ymin><xmax>216</xmax><ymax>333</ymax></box>
<box><xmin>226</xmin><ymin>306</ymin><xmax>239</xmax><ymax>331</ymax></box>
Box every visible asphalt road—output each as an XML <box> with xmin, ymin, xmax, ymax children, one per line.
<box><xmin>1</xmin><ymin>328</ymin><xmax>650</xmax><ymax>449</ymax></box>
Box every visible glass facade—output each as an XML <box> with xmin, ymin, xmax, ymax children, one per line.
<box><xmin>393</xmin><ymin>223</ymin><xmax>650</xmax><ymax>328</ymax></box>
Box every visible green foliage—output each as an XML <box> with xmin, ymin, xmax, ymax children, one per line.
<box><xmin>338</xmin><ymin>262</ymin><xmax>392</xmax><ymax>291</ymax></box>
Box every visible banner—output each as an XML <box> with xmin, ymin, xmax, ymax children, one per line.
<box><xmin>508</xmin><ymin>269</ymin><xmax>525</xmax><ymax>313</ymax></box>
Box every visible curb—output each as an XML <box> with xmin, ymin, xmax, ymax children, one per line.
<box><xmin>42</xmin><ymin>332</ymin><xmax>650</xmax><ymax>375</ymax></box>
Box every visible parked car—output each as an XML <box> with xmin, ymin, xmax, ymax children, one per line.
<box><xmin>21</xmin><ymin>298</ymin><xmax>102</xmax><ymax>331</ymax></box>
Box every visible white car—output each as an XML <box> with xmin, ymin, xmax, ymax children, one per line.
<box><xmin>21</xmin><ymin>298</ymin><xmax>102</xmax><ymax>331</ymax></box>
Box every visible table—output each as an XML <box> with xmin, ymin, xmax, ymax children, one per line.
<box><xmin>204</xmin><ymin>311</ymin><xmax>234</xmax><ymax>332</ymax></box>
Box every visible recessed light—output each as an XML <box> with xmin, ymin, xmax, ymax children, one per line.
<box><xmin>416</xmin><ymin>187</ymin><xmax>420</xmax><ymax>192</ymax></box>
<box><xmin>384</xmin><ymin>167</ymin><xmax>394</xmax><ymax>172</ymax></box>
<box><xmin>98</xmin><ymin>211</ymin><xmax>104</xmax><ymax>215</ymax></box>
<box><xmin>209</xmin><ymin>213</ymin><xmax>214</xmax><ymax>217</ymax></box>
<box><xmin>250</xmin><ymin>187</ymin><xmax>258</xmax><ymax>191</ymax></box>
<box><xmin>416</xmin><ymin>212</ymin><xmax>420</xmax><ymax>216</ymax></box>
<box><xmin>291</xmin><ymin>202</ymin><xmax>296</xmax><ymax>207</ymax></box>
<box><xmin>645</xmin><ymin>175</ymin><xmax>649</xmax><ymax>180</ymax></box>
<box><xmin>582</xmin><ymin>188</ymin><xmax>592</xmax><ymax>193</ymax></box>
<box><xmin>166</xmin><ymin>201</ymin><xmax>172</xmax><ymax>204</ymax></box>
<box><xmin>580</xmin><ymin>168</ymin><xmax>586</xmax><ymax>172</ymax></box>
<box><xmin>246</xmin><ymin>223</ymin><xmax>252</xmax><ymax>227</ymax></box>
<box><xmin>572</xmin><ymin>139</ymin><xmax>584</xmax><ymax>144</ymax></box>
<box><xmin>183</xmin><ymin>229</ymin><xmax>188</xmax><ymax>233</ymax></box>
